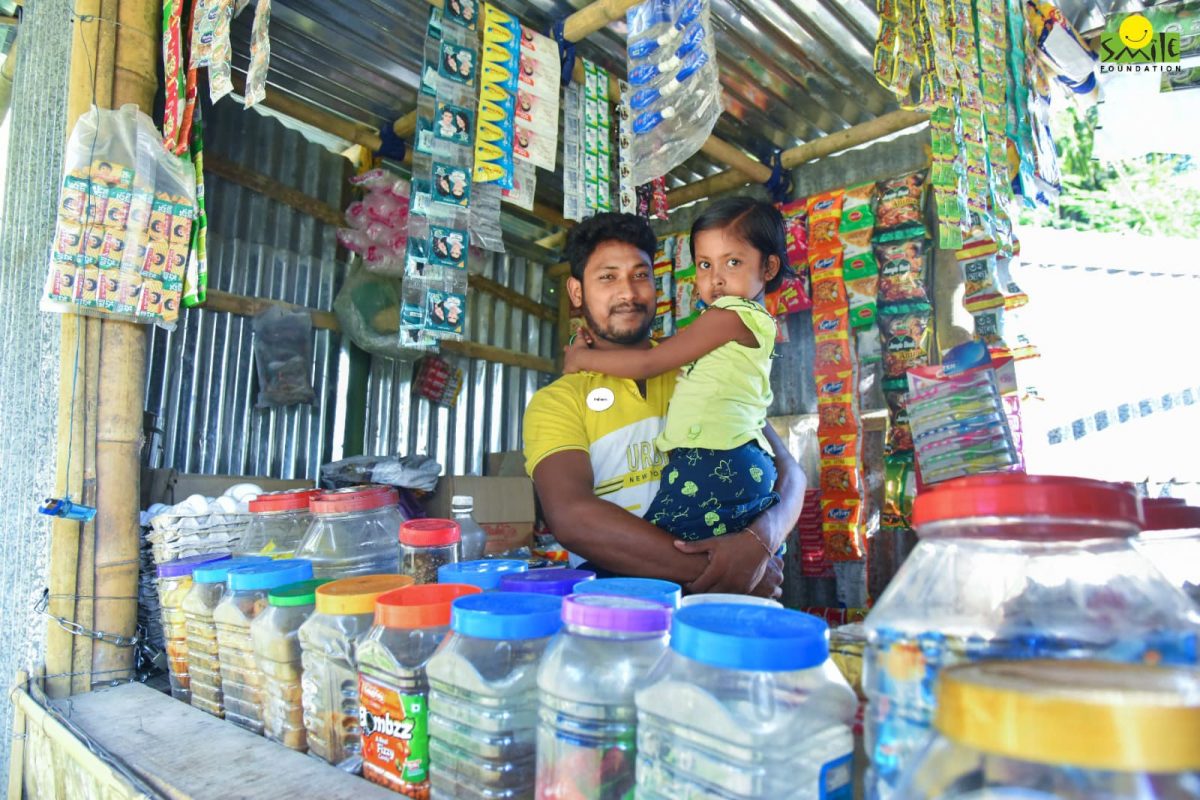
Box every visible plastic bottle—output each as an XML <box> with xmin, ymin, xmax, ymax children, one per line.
<box><xmin>536</xmin><ymin>594</ymin><xmax>672</xmax><ymax>799</ymax></box>
<box><xmin>497</xmin><ymin>568</ymin><xmax>595</xmax><ymax>596</ymax></box>
<box><xmin>572</xmin><ymin>577</ymin><xmax>682</xmax><ymax>608</ymax></box>
<box><xmin>182</xmin><ymin>556</ymin><xmax>270</xmax><ymax>717</ymax></box>
<box><xmin>437</xmin><ymin>559</ymin><xmax>528</xmax><ymax>591</ymax></box>
<box><xmin>450</xmin><ymin>496</ymin><xmax>488</xmax><ymax>562</ymax></box>
<box><xmin>426</xmin><ymin>592</ymin><xmax>564</xmax><ymax>800</ymax></box>
<box><xmin>215</xmin><ymin>559</ymin><xmax>314</xmax><ymax>734</ymax></box>
<box><xmin>636</xmin><ymin>604</ymin><xmax>857</xmax><ymax>799</ymax></box>
<box><xmin>358</xmin><ymin>583</ymin><xmax>483</xmax><ymax>797</ymax></box>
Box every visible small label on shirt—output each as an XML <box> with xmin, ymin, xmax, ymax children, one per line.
<box><xmin>586</xmin><ymin>388</ymin><xmax>614</xmax><ymax>412</ymax></box>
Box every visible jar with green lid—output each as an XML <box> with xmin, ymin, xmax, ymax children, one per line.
<box><xmin>895</xmin><ymin>660</ymin><xmax>1200</xmax><ymax>799</ymax></box>
<box><xmin>250</xmin><ymin>578</ymin><xmax>330</xmax><ymax>751</ymax></box>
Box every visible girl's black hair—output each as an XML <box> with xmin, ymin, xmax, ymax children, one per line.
<box><xmin>690</xmin><ymin>196</ymin><xmax>795</xmax><ymax>293</ymax></box>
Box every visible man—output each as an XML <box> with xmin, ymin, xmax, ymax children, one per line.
<box><xmin>523</xmin><ymin>213</ymin><xmax>804</xmax><ymax>596</ymax></box>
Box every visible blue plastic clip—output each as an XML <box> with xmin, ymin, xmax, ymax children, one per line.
<box><xmin>376</xmin><ymin>121</ymin><xmax>407</xmax><ymax>162</ymax></box>
<box><xmin>764</xmin><ymin>149</ymin><xmax>791</xmax><ymax>204</ymax></box>
<box><xmin>552</xmin><ymin>18</ymin><xmax>577</xmax><ymax>87</ymax></box>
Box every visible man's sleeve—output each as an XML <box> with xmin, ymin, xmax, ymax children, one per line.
<box><xmin>523</xmin><ymin>383</ymin><xmax>589</xmax><ymax>476</ymax></box>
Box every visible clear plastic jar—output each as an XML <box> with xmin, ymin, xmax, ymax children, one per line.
<box><xmin>156</xmin><ymin>553</ymin><xmax>231</xmax><ymax>702</ymax></box>
<box><xmin>895</xmin><ymin>660</ymin><xmax>1200</xmax><ymax>800</ymax></box>
<box><xmin>1135</xmin><ymin>500</ymin><xmax>1200</xmax><ymax>604</ymax></box>
<box><xmin>400</xmin><ymin>519</ymin><xmax>461</xmax><ymax>585</ymax></box>
<box><xmin>438</xmin><ymin>559</ymin><xmax>528</xmax><ymax>591</ymax></box>
<box><xmin>572</xmin><ymin>577</ymin><xmax>682</xmax><ymax>608</ymax></box>
<box><xmin>237</xmin><ymin>488</ymin><xmax>320</xmax><ymax>558</ymax></box>
<box><xmin>183</xmin><ymin>556</ymin><xmax>270</xmax><ymax>717</ymax></box>
<box><xmin>680</xmin><ymin>593</ymin><xmax>783</xmax><ymax>609</ymax></box>
<box><xmin>636</xmin><ymin>605</ymin><xmax>857</xmax><ymax>799</ymax></box>
<box><xmin>426</xmin><ymin>592</ymin><xmax>563</xmax><ymax>800</ymax></box>
<box><xmin>299</xmin><ymin>573</ymin><xmax>414</xmax><ymax>771</ymax></box>
<box><xmin>864</xmin><ymin>475</ymin><xmax>1200</xmax><ymax>800</ymax></box>
<box><xmin>497</xmin><ymin>568</ymin><xmax>595</xmax><ymax>596</ymax></box>
<box><xmin>536</xmin><ymin>594</ymin><xmax>672</xmax><ymax>800</ymax></box>
<box><xmin>296</xmin><ymin>486</ymin><xmax>405</xmax><ymax>580</ymax></box>
<box><xmin>215</xmin><ymin>559</ymin><xmax>314</xmax><ymax>734</ymax></box>
<box><xmin>250</xmin><ymin>578</ymin><xmax>329</xmax><ymax>752</ymax></box>
<box><xmin>451</xmin><ymin>496</ymin><xmax>489</xmax><ymax>562</ymax></box>
<box><xmin>358</xmin><ymin>583</ymin><xmax>483</xmax><ymax>797</ymax></box>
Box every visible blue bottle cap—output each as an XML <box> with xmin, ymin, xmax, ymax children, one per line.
<box><xmin>497</xmin><ymin>568</ymin><xmax>595</xmax><ymax>597</ymax></box>
<box><xmin>573</xmin><ymin>577</ymin><xmax>682</xmax><ymax>608</ymax></box>
<box><xmin>192</xmin><ymin>556</ymin><xmax>272</xmax><ymax>585</ymax></box>
<box><xmin>226</xmin><ymin>559</ymin><xmax>314</xmax><ymax>592</ymax></box>
<box><xmin>450</xmin><ymin>592</ymin><xmax>563</xmax><ymax>640</ymax></box>
<box><xmin>671</xmin><ymin>605</ymin><xmax>829</xmax><ymax>671</ymax></box>
<box><xmin>155</xmin><ymin>553</ymin><xmax>232</xmax><ymax>579</ymax></box>
<box><xmin>438</xmin><ymin>559</ymin><xmax>529</xmax><ymax>591</ymax></box>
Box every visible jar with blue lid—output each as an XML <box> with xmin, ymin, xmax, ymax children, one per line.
<box><xmin>426</xmin><ymin>592</ymin><xmax>563</xmax><ymax>800</ymax></box>
<box><xmin>437</xmin><ymin>559</ymin><xmax>528</xmax><ymax>591</ymax></box>
<box><xmin>635</xmin><ymin>604</ymin><xmax>857</xmax><ymax>800</ymax></box>
<box><xmin>497</xmin><ymin>567</ymin><xmax>595</xmax><ymax>597</ymax></box>
<box><xmin>572</xmin><ymin>577</ymin><xmax>682</xmax><ymax>608</ymax></box>
<box><xmin>213</xmin><ymin>559</ymin><xmax>313</xmax><ymax>734</ymax></box>
<box><xmin>182</xmin><ymin>555</ymin><xmax>271</xmax><ymax>717</ymax></box>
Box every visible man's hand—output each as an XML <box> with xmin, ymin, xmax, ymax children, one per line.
<box><xmin>750</xmin><ymin>556</ymin><xmax>784</xmax><ymax>599</ymax></box>
<box><xmin>673</xmin><ymin>531</ymin><xmax>774</xmax><ymax>595</ymax></box>
<box><xmin>562</xmin><ymin>329</ymin><xmax>594</xmax><ymax>374</ymax></box>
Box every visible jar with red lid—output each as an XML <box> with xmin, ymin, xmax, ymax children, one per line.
<box><xmin>399</xmin><ymin>519</ymin><xmax>460</xmax><ymax>585</ymax></box>
<box><xmin>863</xmin><ymin>474</ymin><xmax>1200</xmax><ymax>800</ymax></box>
<box><xmin>237</xmin><ymin>489</ymin><xmax>320</xmax><ymax>559</ymax></box>
<box><xmin>295</xmin><ymin>486</ymin><xmax>405</xmax><ymax>580</ymax></box>
<box><xmin>1136</xmin><ymin>499</ymin><xmax>1200</xmax><ymax>605</ymax></box>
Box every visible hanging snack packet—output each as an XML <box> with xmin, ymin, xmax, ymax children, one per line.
<box><xmin>959</xmin><ymin>253</ymin><xmax>1004</xmax><ymax>312</ymax></box>
<box><xmin>780</xmin><ymin>197</ymin><xmax>809</xmax><ymax>269</ymax></box>
<box><xmin>839</xmin><ymin>182</ymin><xmax>876</xmax><ymax>252</ymax></box>
<box><xmin>881</xmin><ymin>453</ymin><xmax>916</xmax><ymax>529</ymax></box>
<box><xmin>810</xmin><ymin>256</ymin><xmax>845</xmax><ymax>309</ymax></box>
<box><xmin>821</xmin><ymin>497</ymin><xmax>865</xmax><ymax>560</ymax></box>
<box><xmin>879</xmin><ymin>301</ymin><xmax>932</xmax><ymax>379</ymax></box>
<box><xmin>873</xmin><ymin>170</ymin><xmax>927</xmax><ymax>240</ymax></box>
<box><xmin>843</xmin><ymin>249</ymin><xmax>879</xmax><ymax>328</ymax></box>
<box><xmin>806</xmin><ymin>190</ymin><xmax>845</xmax><ymax>254</ymax></box>
<box><xmin>875</xmin><ymin>238</ymin><xmax>930</xmax><ymax>305</ymax></box>
<box><xmin>813</xmin><ymin>306</ymin><xmax>852</xmax><ymax>374</ymax></box>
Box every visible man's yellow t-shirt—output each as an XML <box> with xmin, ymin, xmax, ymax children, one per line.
<box><xmin>523</xmin><ymin>368</ymin><xmax>675</xmax><ymax>563</ymax></box>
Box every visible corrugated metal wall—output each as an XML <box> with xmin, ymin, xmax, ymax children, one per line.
<box><xmin>0</xmin><ymin>0</ymin><xmax>73</xmax><ymax>778</ymax></box>
<box><xmin>144</xmin><ymin>103</ymin><xmax>350</xmax><ymax>480</ymax></box>
<box><xmin>365</xmin><ymin>253</ymin><xmax>556</xmax><ymax>475</ymax></box>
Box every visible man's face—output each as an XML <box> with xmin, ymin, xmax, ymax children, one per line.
<box><xmin>567</xmin><ymin>240</ymin><xmax>655</xmax><ymax>347</ymax></box>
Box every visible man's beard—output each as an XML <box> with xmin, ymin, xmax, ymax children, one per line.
<box><xmin>580</xmin><ymin>296</ymin><xmax>653</xmax><ymax>346</ymax></box>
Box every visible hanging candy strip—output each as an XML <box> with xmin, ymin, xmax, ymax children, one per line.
<box><xmin>243</xmin><ymin>0</ymin><xmax>273</xmax><ymax>108</ymax></box>
<box><xmin>183</xmin><ymin>102</ymin><xmax>208</xmax><ymax>306</ymax></box>
<box><xmin>207</xmin><ymin>0</ymin><xmax>235</xmax><ymax>102</ymax></box>
<box><xmin>162</xmin><ymin>0</ymin><xmax>185</xmax><ymax>151</ymax></box>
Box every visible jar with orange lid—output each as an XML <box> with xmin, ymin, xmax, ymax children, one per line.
<box><xmin>895</xmin><ymin>660</ymin><xmax>1200</xmax><ymax>799</ymax></box>
<box><xmin>296</xmin><ymin>486</ymin><xmax>405</xmax><ymax>580</ymax></box>
<box><xmin>358</xmin><ymin>583</ymin><xmax>483</xmax><ymax>798</ymax></box>
<box><xmin>864</xmin><ymin>474</ymin><xmax>1200</xmax><ymax>800</ymax></box>
<box><xmin>400</xmin><ymin>519</ymin><xmax>461</xmax><ymax>585</ymax></box>
<box><xmin>299</xmin><ymin>573</ymin><xmax>414</xmax><ymax>771</ymax></box>
<box><xmin>237</xmin><ymin>488</ymin><xmax>321</xmax><ymax>558</ymax></box>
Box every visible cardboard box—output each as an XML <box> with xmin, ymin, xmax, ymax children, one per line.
<box><xmin>424</xmin><ymin>476</ymin><xmax>536</xmax><ymax>555</ymax></box>
<box><xmin>485</xmin><ymin>450</ymin><xmax>528</xmax><ymax>477</ymax></box>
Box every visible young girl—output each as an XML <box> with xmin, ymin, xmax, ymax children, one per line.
<box><xmin>564</xmin><ymin>196</ymin><xmax>793</xmax><ymax>543</ymax></box>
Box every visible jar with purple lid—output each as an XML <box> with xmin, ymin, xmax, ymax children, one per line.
<box><xmin>498</xmin><ymin>568</ymin><xmax>596</xmax><ymax>597</ymax></box>
<box><xmin>535</xmin><ymin>594</ymin><xmax>672</xmax><ymax>799</ymax></box>
<box><xmin>155</xmin><ymin>553</ymin><xmax>232</xmax><ymax>702</ymax></box>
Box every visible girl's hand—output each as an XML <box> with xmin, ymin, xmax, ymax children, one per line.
<box><xmin>562</xmin><ymin>330</ymin><xmax>594</xmax><ymax>374</ymax></box>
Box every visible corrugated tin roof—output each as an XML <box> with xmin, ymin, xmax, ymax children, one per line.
<box><xmin>226</xmin><ymin>0</ymin><xmax>1173</xmax><ymax>236</ymax></box>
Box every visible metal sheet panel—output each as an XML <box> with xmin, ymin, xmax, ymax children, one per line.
<box><xmin>143</xmin><ymin>103</ymin><xmax>349</xmax><ymax>480</ymax></box>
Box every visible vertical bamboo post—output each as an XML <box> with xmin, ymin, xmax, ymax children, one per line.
<box><xmin>90</xmin><ymin>0</ymin><xmax>157</xmax><ymax>686</ymax></box>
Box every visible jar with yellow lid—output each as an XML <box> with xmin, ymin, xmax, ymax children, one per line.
<box><xmin>895</xmin><ymin>660</ymin><xmax>1200</xmax><ymax>799</ymax></box>
<box><xmin>299</xmin><ymin>573</ymin><xmax>414</xmax><ymax>771</ymax></box>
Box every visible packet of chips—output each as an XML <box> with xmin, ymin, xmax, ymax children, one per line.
<box><xmin>876</xmin><ymin>238</ymin><xmax>930</xmax><ymax>305</ymax></box>
<box><xmin>879</xmin><ymin>302</ymin><xmax>932</xmax><ymax>379</ymax></box>
<box><xmin>882</xmin><ymin>453</ymin><xmax>916</xmax><ymax>528</ymax></box>
<box><xmin>843</xmin><ymin>249</ymin><xmax>879</xmax><ymax>328</ymax></box>
<box><xmin>959</xmin><ymin>253</ymin><xmax>1004</xmax><ymax>312</ymax></box>
<box><xmin>807</xmin><ymin>190</ymin><xmax>845</xmax><ymax>254</ymax></box>
<box><xmin>873</xmin><ymin>170</ymin><xmax>928</xmax><ymax>239</ymax></box>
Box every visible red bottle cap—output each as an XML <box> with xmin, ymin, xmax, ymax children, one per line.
<box><xmin>309</xmin><ymin>485</ymin><xmax>398</xmax><ymax>514</ymax></box>
<box><xmin>400</xmin><ymin>518</ymin><xmax>461</xmax><ymax>547</ymax></box>
<box><xmin>248</xmin><ymin>488</ymin><xmax>320</xmax><ymax>514</ymax></box>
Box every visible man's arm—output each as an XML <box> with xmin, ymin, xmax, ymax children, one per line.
<box><xmin>754</xmin><ymin>422</ymin><xmax>807</xmax><ymax>550</ymax></box>
<box><xmin>532</xmin><ymin>450</ymin><xmax>709</xmax><ymax>582</ymax></box>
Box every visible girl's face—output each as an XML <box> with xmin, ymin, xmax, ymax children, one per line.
<box><xmin>693</xmin><ymin>226</ymin><xmax>779</xmax><ymax>305</ymax></box>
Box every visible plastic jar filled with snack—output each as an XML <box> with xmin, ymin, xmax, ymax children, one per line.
<box><xmin>496</xmin><ymin>568</ymin><xmax>595</xmax><ymax>596</ymax></box>
<box><xmin>894</xmin><ymin>660</ymin><xmax>1200</xmax><ymax>800</ymax></box>
<box><xmin>358</xmin><ymin>583</ymin><xmax>482</xmax><ymax>798</ymax></box>
<box><xmin>437</xmin><ymin>559</ymin><xmax>528</xmax><ymax>591</ymax></box>
<box><xmin>295</xmin><ymin>486</ymin><xmax>405</xmax><ymax>580</ymax></box>
<box><xmin>426</xmin><ymin>592</ymin><xmax>563</xmax><ymax>800</ymax></box>
<box><xmin>572</xmin><ymin>577</ymin><xmax>682</xmax><ymax>608</ymax></box>
<box><xmin>1135</xmin><ymin>499</ymin><xmax>1200</xmax><ymax>604</ymax></box>
<box><xmin>156</xmin><ymin>553</ymin><xmax>231</xmax><ymax>702</ymax></box>
<box><xmin>251</xmin><ymin>578</ymin><xmax>329</xmax><ymax>751</ymax></box>
<box><xmin>215</xmin><ymin>559</ymin><xmax>313</xmax><ymax>735</ymax></box>
<box><xmin>864</xmin><ymin>475</ymin><xmax>1200</xmax><ymax>800</ymax></box>
<box><xmin>183</xmin><ymin>556</ymin><xmax>270</xmax><ymax>717</ymax></box>
<box><xmin>237</xmin><ymin>488</ymin><xmax>320</xmax><ymax>558</ymax></box>
<box><xmin>400</xmin><ymin>519</ymin><xmax>461</xmax><ymax>585</ymax></box>
<box><xmin>299</xmin><ymin>574</ymin><xmax>414</xmax><ymax>771</ymax></box>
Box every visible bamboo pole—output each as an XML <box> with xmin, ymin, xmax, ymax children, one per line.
<box><xmin>667</xmin><ymin>109</ymin><xmax>931</xmax><ymax>207</ymax></box>
<box><xmin>89</xmin><ymin>0</ymin><xmax>158</xmax><ymax>687</ymax></box>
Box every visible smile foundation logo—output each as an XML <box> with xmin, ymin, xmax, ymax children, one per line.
<box><xmin>1100</xmin><ymin>12</ymin><xmax>1182</xmax><ymax>72</ymax></box>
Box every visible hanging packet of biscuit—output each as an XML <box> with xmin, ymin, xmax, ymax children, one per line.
<box><xmin>512</xmin><ymin>26</ymin><xmax>560</xmax><ymax>171</ymax></box>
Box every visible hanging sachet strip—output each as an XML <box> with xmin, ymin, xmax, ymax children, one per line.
<box><xmin>243</xmin><ymin>0</ymin><xmax>273</xmax><ymax>108</ymax></box>
<box><xmin>162</xmin><ymin>0</ymin><xmax>186</xmax><ymax>151</ymax></box>
<box><xmin>184</xmin><ymin>102</ymin><xmax>208</xmax><ymax>307</ymax></box>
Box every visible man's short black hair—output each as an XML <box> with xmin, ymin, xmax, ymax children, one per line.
<box><xmin>690</xmin><ymin>196</ymin><xmax>795</xmax><ymax>294</ymax></box>
<box><xmin>563</xmin><ymin>212</ymin><xmax>657</xmax><ymax>282</ymax></box>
